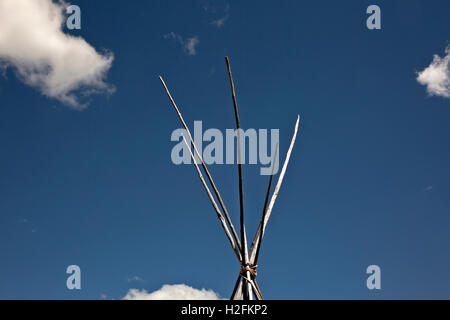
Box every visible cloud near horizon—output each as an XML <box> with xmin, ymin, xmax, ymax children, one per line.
<box><xmin>416</xmin><ymin>45</ymin><xmax>450</xmax><ymax>99</ymax></box>
<box><xmin>0</xmin><ymin>0</ymin><xmax>114</xmax><ymax>109</ymax></box>
<box><xmin>123</xmin><ymin>284</ymin><xmax>222</xmax><ymax>300</ymax></box>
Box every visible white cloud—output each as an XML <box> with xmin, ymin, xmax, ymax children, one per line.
<box><xmin>184</xmin><ymin>37</ymin><xmax>200</xmax><ymax>56</ymax></box>
<box><xmin>123</xmin><ymin>284</ymin><xmax>222</xmax><ymax>300</ymax></box>
<box><xmin>0</xmin><ymin>0</ymin><xmax>114</xmax><ymax>109</ymax></box>
<box><xmin>163</xmin><ymin>32</ymin><xmax>199</xmax><ymax>56</ymax></box>
<box><xmin>417</xmin><ymin>45</ymin><xmax>450</xmax><ymax>98</ymax></box>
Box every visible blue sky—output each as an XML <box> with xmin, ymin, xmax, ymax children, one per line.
<box><xmin>0</xmin><ymin>0</ymin><xmax>450</xmax><ymax>299</ymax></box>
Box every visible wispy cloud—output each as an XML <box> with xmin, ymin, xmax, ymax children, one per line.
<box><xmin>417</xmin><ymin>45</ymin><xmax>450</xmax><ymax>99</ymax></box>
<box><xmin>424</xmin><ymin>185</ymin><xmax>433</xmax><ymax>192</ymax></box>
<box><xmin>211</xmin><ymin>15</ymin><xmax>229</xmax><ymax>28</ymax></box>
<box><xmin>205</xmin><ymin>2</ymin><xmax>230</xmax><ymax>28</ymax></box>
<box><xmin>163</xmin><ymin>32</ymin><xmax>200</xmax><ymax>56</ymax></box>
<box><xmin>163</xmin><ymin>32</ymin><xmax>181</xmax><ymax>42</ymax></box>
<box><xmin>0</xmin><ymin>0</ymin><xmax>114</xmax><ymax>109</ymax></box>
<box><xmin>184</xmin><ymin>36</ymin><xmax>200</xmax><ymax>56</ymax></box>
<box><xmin>127</xmin><ymin>276</ymin><xmax>144</xmax><ymax>283</ymax></box>
<box><xmin>123</xmin><ymin>284</ymin><xmax>222</xmax><ymax>300</ymax></box>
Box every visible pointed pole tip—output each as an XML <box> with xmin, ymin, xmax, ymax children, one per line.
<box><xmin>159</xmin><ymin>76</ymin><xmax>167</xmax><ymax>87</ymax></box>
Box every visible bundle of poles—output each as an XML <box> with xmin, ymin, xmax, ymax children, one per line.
<box><xmin>159</xmin><ymin>57</ymin><xmax>299</xmax><ymax>300</ymax></box>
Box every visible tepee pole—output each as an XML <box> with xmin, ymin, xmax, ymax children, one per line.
<box><xmin>160</xmin><ymin>60</ymin><xmax>300</xmax><ymax>301</ymax></box>
<box><xmin>250</xmin><ymin>115</ymin><xmax>300</xmax><ymax>265</ymax></box>
<box><xmin>230</xmin><ymin>274</ymin><xmax>263</xmax><ymax>300</ymax></box>
<box><xmin>254</xmin><ymin>279</ymin><xmax>264</xmax><ymax>300</ymax></box>
<box><xmin>232</xmin><ymin>144</ymin><xmax>278</xmax><ymax>300</ymax></box>
<box><xmin>234</xmin><ymin>278</ymin><xmax>243</xmax><ymax>300</ymax></box>
<box><xmin>253</xmin><ymin>143</ymin><xmax>279</xmax><ymax>267</ymax></box>
<box><xmin>230</xmin><ymin>275</ymin><xmax>241</xmax><ymax>300</ymax></box>
<box><xmin>182</xmin><ymin>136</ymin><xmax>242</xmax><ymax>261</ymax></box>
<box><xmin>225</xmin><ymin>57</ymin><xmax>252</xmax><ymax>300</ymax></box>
<box><xmin>159</xmin><ymin>76</ymin><xmax>243</xmax><ymax>258</ymax></box>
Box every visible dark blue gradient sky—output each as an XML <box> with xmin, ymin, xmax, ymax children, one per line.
<box><xmin>0</xmin><ymin>0</ymin><xmax>449</xmax><ymax>299</ymax></box>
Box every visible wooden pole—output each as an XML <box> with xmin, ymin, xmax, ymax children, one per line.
<box><xmin>240</xmin><ymin>143</ymin><xmax>279</xmax><ymax>301</ymax></box>
<box><xmin>159</xmin><ymin>76</ymin><xmax>243</xmax><ymax>261</ymax></box>
<box><xmin>225</xmin><ymin>56</ymin><xmax>252</xmax><ymax>300</ymax></box>
<box><xmin>233</xmin><ymin>274</ymin><xmax>263</xmax><ymax>300</ymax></box>
<box><xmin>254</xmin><ymin>279</ymin><xmax>264</xmax><ymax>300</ymax></box>
<box><xmin>230</xmin><ymin>273</ymin><xmax>264</xmax><ymax>300</ymax></box>
<box><xmin>249</xmin><ymin>221</ymin><xmax>262</xmax><ymax>257</ymax></box>
<box><xmin>182</xmin><ymin>137</ymin><xmax>242</xmax><ymax>261</ymax></box>
<box><xmin>161</xmin><ymin>65</ymin><xmax>300</xmax><ymax>301</ymax></box>
<box><xmin>253</xmin><ymin>143</ymin><xmax>279</xmax><ymax>267</ymax></box>
<box><xmin>250</xmin><ymin>116</ymin><xmax>300</xmax><ymax>265</ymax></box>
<box><xmin>230</xmin><ymin>275</ymin><xmax>241</xmax><ymax>300</ymax></box>
<box><xmin>235</xmin><ymin>279</ymin><xmax>243</xmax><ymax>300</ymax></box>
